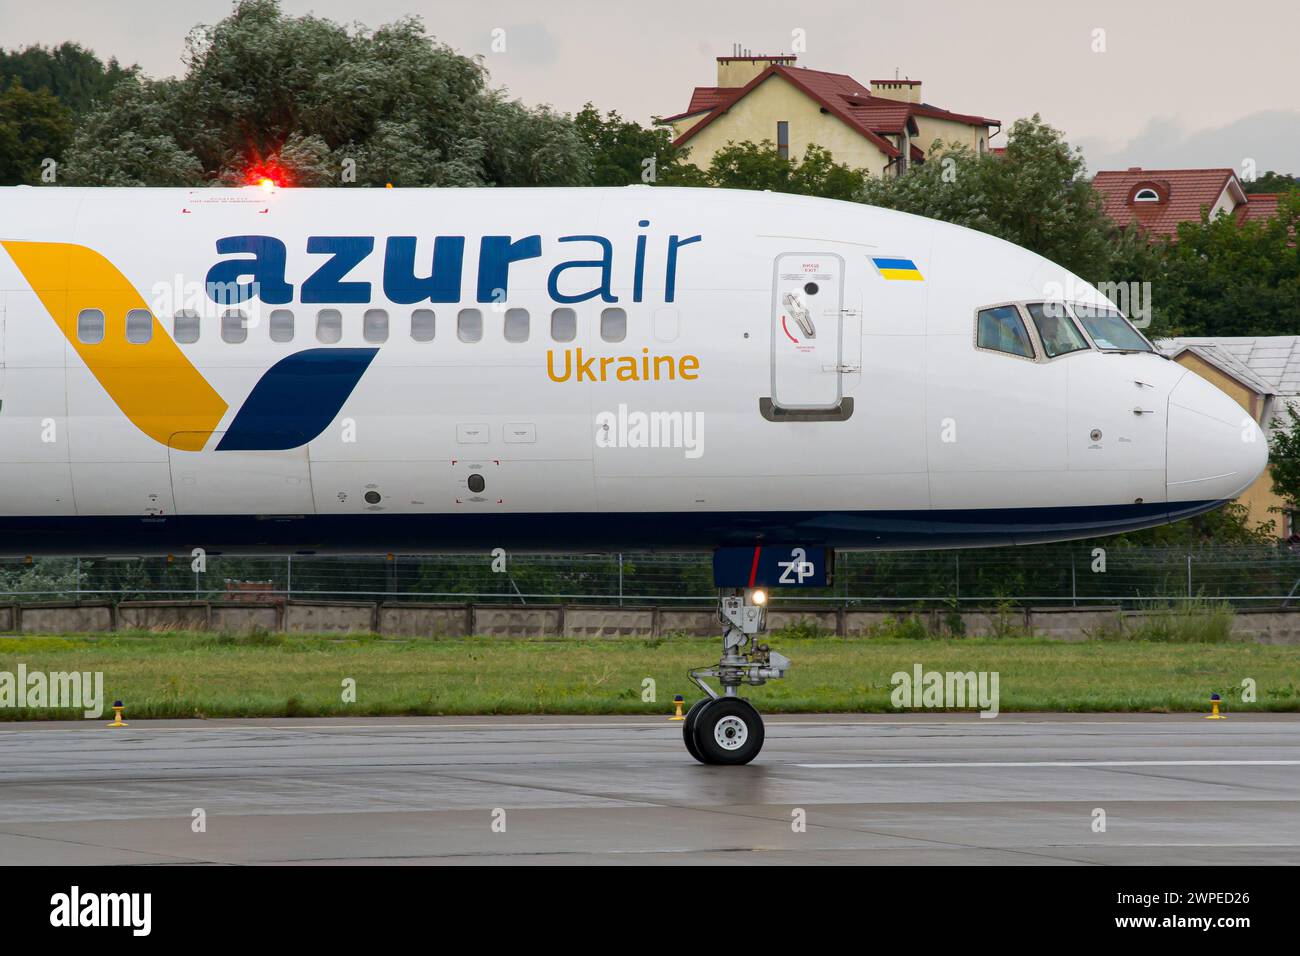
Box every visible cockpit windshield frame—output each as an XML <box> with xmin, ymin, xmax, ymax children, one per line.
<box><xmin>1067</xmin><ymin>302</ymin><xmax>1154</xmax><ymax>353</ymax></box>
<box><xmin>1024</xmin><ymin>302</ymin><xmax>1090</xmax><ymax>359</ymax></box>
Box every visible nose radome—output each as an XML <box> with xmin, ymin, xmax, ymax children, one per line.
<box><xmin>1167</xmin><ymin>372</ymin><xmax>1268</xmax><ymax>502</ymax></box>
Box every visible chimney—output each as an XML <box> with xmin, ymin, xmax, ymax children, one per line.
<box><xmin>870</xmin><ymin>78</ymin><xmax>922</xmax><ymax>103</ymax></box>
<box><xmin>717</xmin><ymin>52</ymin><xmax>797</xmax><ymax>88</ymax></box>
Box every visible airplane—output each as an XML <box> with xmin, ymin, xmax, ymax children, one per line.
<box><xmin>0</xmin><ymin>184</ymin><xmax>1267</xmax><ymax>764</ymax></box>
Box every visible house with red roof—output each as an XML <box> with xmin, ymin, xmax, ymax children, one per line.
<box><xmin>659</xmin><ymin>54</ymin><xmax>1000</xmax><ymax>177</ymax></box>
<box><xmin>1092</xmin><ymin>167</ymin><xmax>1285</xmax><ymax>239</ymax></box>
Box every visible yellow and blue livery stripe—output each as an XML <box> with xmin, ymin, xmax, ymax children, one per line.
<box><xmin>871</xmin><ymin>256</ymin><xmax>923</xmax><ymax>281</ymax></box>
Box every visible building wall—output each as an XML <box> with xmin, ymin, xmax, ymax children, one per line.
<box><xmin>673</xmin><ymin>74</ymin><xmax>893</xmax><ymax>174</ymax></box>
<box><xmin>1175</xmin><ymin>353</ymin><xmax>1283</xmax><ymax>535</ymax></box>
<box><xmin>913</xmin><ymin>114</ymin><xmax>989</xmax><ymax>156</ymax></box>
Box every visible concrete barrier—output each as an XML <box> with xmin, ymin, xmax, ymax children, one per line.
<box><xmin>118</xmin><ymin>601</ymin><xmax>210</xmax><ymax>631</ymax></box>
<box><xmin>657</xmin><ymin>608</ymin><xmax>718</xmax><ymax>637</ymax></box>
<box><xmin>563</xmin><ymin>606</ymin><xmax>655</xmax><ymax>638</ymax></box>
<box><xmin>1029</xmin><ymin>607</ymin><xmax>1123</xmax><ymax>641</ymax></box>
<box><xmin>19</xmin><ymin>602</ymin><xmax>114</xmax><ymax>634</ymax></box>
<box><xmin>209</xmin><ymin>603</ymin><xmax>280</xmax><ymax>633</ymax></box>
<box><xmin>378</xmin><ymin>603</ymin><xmax>473</xmax><ymax>637</ymax></box>
<box><xmin>472</xmin><ymin>605</ymin><xmax>563</xmax><ymax>637</ymax></box>
<box><xmin>5</xmin><ymin>598</ymin><xmax>1300</xmax><ymax>643</ymax></box>
<box><xmin>844</xmin><ymin>609</ymin><xmax>936</xmax><ymax>636</ymax></box>
<box><xmin>285</xmin><ymin>601</ymin><xmax>377</xmax><ymax>633</ymax></box>
<box><xmin>1231</xmin><ymin>610</ymin><xmax>1300</xmax><ymax>643</ymax></box>
<box><xmin>767</xmin><ymin>608</ymin><xmax>840</xmax><ymax>635</ymax></box>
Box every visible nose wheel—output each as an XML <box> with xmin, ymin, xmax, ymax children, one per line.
<box><xmin>682</xmin><ymin>589</ymin><xmax>788</xmax><ymax>765</ymax></box>
<box><xmin>684</xmin><ymin>697</ymin><xmax>766</xmax><ymax>765</ymax></box>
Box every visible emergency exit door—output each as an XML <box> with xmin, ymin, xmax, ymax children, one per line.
<box><xmin>770</xmin><ymin>252</ymin><xmax>845</xmax><ymax>411</ymax></box>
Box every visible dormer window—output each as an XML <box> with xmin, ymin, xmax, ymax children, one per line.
<box><xmin>1127</xmin><ymin>180</ymin><xmax>1168</xmax><ymax>205</ymax></box>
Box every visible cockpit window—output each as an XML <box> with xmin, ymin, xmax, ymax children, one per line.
<box><xmin>976</xmin><ymin>305</ymin><xmax>1035</xmax><ymax>358</ymax></box>
<box><xmin>1069</xmin><ymin>303</ymin><xmax>1152</xmax><ymax>352</ymax></box>
<box><xmin>1026</xmin><ymin>302</ymin><xmax>1089</xmax><ymax>358</ymax></box>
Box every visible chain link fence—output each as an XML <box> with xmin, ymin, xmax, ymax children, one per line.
<box><xmin>4</xmin><ymin>545</ymin><xmax>1300</xmax><ymax>607</ymax></box>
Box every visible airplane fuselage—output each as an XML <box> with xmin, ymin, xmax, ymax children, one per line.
<box><xmin>0</xmin><ymin>186</ymin><xmax>1266</xmax><ymax>554</ymax></box>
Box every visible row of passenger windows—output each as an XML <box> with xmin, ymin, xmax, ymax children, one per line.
<box><xmin>975</xmin><ymin>301</ymin><xmax>1151</xmax><ymax>360</ymax></box>
<box><xmin>73</xmin><ymin>306</ymin><xmax>631</xmax><ymax>346</ymax></box>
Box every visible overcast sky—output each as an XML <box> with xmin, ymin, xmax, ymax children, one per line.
<box><xmin>3</xmin><ymin>0</ymin><xmax>1297</xmax><ymax>174</ymax></box>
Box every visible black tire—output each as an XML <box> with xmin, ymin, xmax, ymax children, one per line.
<box><xmin>692</xmin><ymin>697</ymin><xmax>764</xmax><ymax>766</ymax></box>
<box><xmin>682</xmin><ymin>697</ymin><xmax>713</xmax><ymax>763</ymax></box>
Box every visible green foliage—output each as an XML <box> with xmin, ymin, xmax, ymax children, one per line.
<box><xmin>1093</xmin><ymin>600</ymin><xmax>1238</xmax><ymax>643</ymax></box>
<box><xmin>861</xmin><ymin>116</ymin><xmax>1119</xmax><ymax>278</ymax></box>
<box><xmin>0</xmin><ymin>81</ymin><xmax>73</xmax><ymax>185</ymax></box>
<box><xmin>0</xmin><ymin>41</ymin><xmax>134</xmax><ymax>114</ymax></box>
<box><xmin>1269</xmin><ymin>403</ymin><xmax>1300</xmax><ymax>512</ymax></box>
<box><xmin>62</xmin><ymin>0</ymin><xmax>589</xmax><ymax>187</ymax></box>
<box><xmin>1155</xmin><ymin>190</ymin><xmax>1300</xmax><ymax>337</ymax></box>
<box><xmin>702</xmin><ymin>140</ymin><xmax>867</xmax><ymax>200</ymax></box>
<box><xmin>1099</xmin><ymin>501</ymin><xmax>1276</xmax><ymax>548</ymax></box>
<box><xmin>772</xmin><ymin>617</ymin><xmax>832</xmax><ymax>640</ymax></box>
<box><xmin>574</xmin><ymin>104</ymin><xmax>700</xmax><ymax>186</ymax></box>
<box><xmin>1242</xmin><ymin>170</ymin><xmax>1299</xmax><ymax>194</ymax></box>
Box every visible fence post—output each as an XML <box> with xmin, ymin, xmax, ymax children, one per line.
<box><xmin>1186</xmin><ymin>553</ymin><xmax>1193</xmax><ymax>600</ymax></box>
<box><xmin>286</xmin><ymin>555</ymin><xmax>292</xmax><ymax>601</ymax></box>
<box><xmin>1071</xmin><ymin>551</ymin><xmax>1077</xmax><ymax>607</ymax></box>
<box><xmin>618</xmin><ymin>553</ymin><xmax>624</xmax><ymax>607</ymax></box>
<box><xmin>75</xmin><ymin>556</ymin><xmax>81</xmax><ymax>601</ymax></box>
<box><xmin>954</xmin><ymin>552</ymin><xmax>960</xmax><ymax>604</ymax></box>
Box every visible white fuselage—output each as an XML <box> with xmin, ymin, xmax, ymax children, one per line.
<box><xmin>0</xmin><ymin>186</ymin><xmax>1266</xmax><ymax>554</ymax></box>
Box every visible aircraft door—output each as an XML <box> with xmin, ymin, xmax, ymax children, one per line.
<box><xmin>770</xmin><ymin>253</ymin><xmax>846</xmax><ymax>411</ymax></box>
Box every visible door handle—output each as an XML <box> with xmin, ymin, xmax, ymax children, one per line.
<box><xmin>1132</xmin><ymin>407</ymin><xmax>1155</xmax><ymax>415</ymax></box>
<box><xmin>782</xmin><ymin>292</ymin><xmax>816</xmax><ymax>338</ymax></box>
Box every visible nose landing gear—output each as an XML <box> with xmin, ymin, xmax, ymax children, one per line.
<box><xmin>683</xmin><ymin>589</ymin><xmax>789</xmax><ymax>765</ymax></box>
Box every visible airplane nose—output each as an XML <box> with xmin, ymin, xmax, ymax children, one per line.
<box><xmin>1166</xmin><ymin>372</ymin><xmax>1269</xmax><ymax>501</ymax></box>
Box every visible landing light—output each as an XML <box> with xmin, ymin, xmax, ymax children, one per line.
<box><xmin>750</xmin><ymin>588</ymin><xmax>768</xmax><ymax>606</ymax></box>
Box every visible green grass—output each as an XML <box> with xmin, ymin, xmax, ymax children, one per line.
<box><xmin>1</xmin><ymin>629</ymin><xmax>1297</xmax><ymax>718</ymax></box>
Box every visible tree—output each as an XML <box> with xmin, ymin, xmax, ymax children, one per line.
<box><xmin>572</xmin><ymin>104</ymin><xmax>700</xmax><ymax>186</ymax></box>
<box><xmin>0</xmin><ymin>41</ymin><xmax>134</xmax><ymax>114</ymax></box>
<box><xmin>1242</xmin><ymin>170</ymin><xmax>1298</xmax><ymax>195</ymax></box>
<box><xmin>1156</xmin><ymin>190</ymin><xmax>1300</xmax><ymax>337</ymax></box>
<box><xmin>702</xmin><ymin>141</ymin><xmax>867</xmax><ymax>200</ymax></box>
<box><xmin>0</xmin><ymin>81</ymin><xmax>73</xmax><ymax>185</ymax></box>
<box><xmin>62</xmin><ymin>0</ymin><xmax>589</xmax><ymax>187</ymax></box>
<box><xmin>1269</xmin><ymin>403</ymin><xmax>1300</xmax><ymax>518</ymax></box>
<box><xmin>861</xmin><ymin>115</ymin><xmax>1128</xmax><ymax>280</ymax></box>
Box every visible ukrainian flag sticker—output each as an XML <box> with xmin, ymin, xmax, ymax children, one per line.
<box><xmin>871</xmin><ymin>256</ymin><xmax>923</xmax><ymax>281</ymax></box>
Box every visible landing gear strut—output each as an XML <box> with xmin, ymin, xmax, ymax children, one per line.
<box><xmin>683</xmin><ymin>589</ymin><xmax>789</xmax><ymax>765</ymax></box>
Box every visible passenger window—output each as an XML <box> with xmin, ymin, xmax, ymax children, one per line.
<box><xmin>504</xmin><ymin>308</ymin><xmax>529</xmax><ymax>343</ymax></box>
<box><xmin>1026</xmin><ymin>303</ymin><xmax>1088</xmax><ymax>358</ymax></box>
<box><xmin>125</xmin><ymin>309</ymin><xmax>153</xmax><ymax>344</ymax></box>
<box><xmin>410</xmin><ymin>309</ymin><xmax>436</xmax><ymax>342</ymax></box>
<box><xmin>77</xmin><ymin>308</ymin><xmax>105</xmax><ymax>344</ymax></box>
<box><xmin>363</xmin><ymin>308</ymin><xmax>389</xmax><ymax>343</ymax></box>
<box><xmin>269</xmin><ymin>309</ymin><xmax>295</xmax><ymax>342</ymax></box>
<box><xmin>600</xmin><ymin>307</ymin><xmax>627</xmax><ymax>343</ymax></box>
<box><xmin>221</xmin><ymin>309</ymin><xmax>248</xmax><ymax>344</ymax></box>
<box><xmin>458</xmin><ymin>308</ymin><xmax>483</xmax><ymax>343</ymax></box>
<box><xmin>976</xmin><ymin>305</ymin><xmax>1033</xmax><ymax>358</ymax></box>
<box><xmin>316</xmin><ymin>308</ymin><xmax>342</xmax><ymax>344</ymax></box>
<box><xmin>550</xmin><ymin>307</ymin><xmax>576</xmax><ymax>343</ymax></box>
<box><xmin>174</xmin><ymin>310</ymin><xmax>200</xmax><ymax>344</ymax></box>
